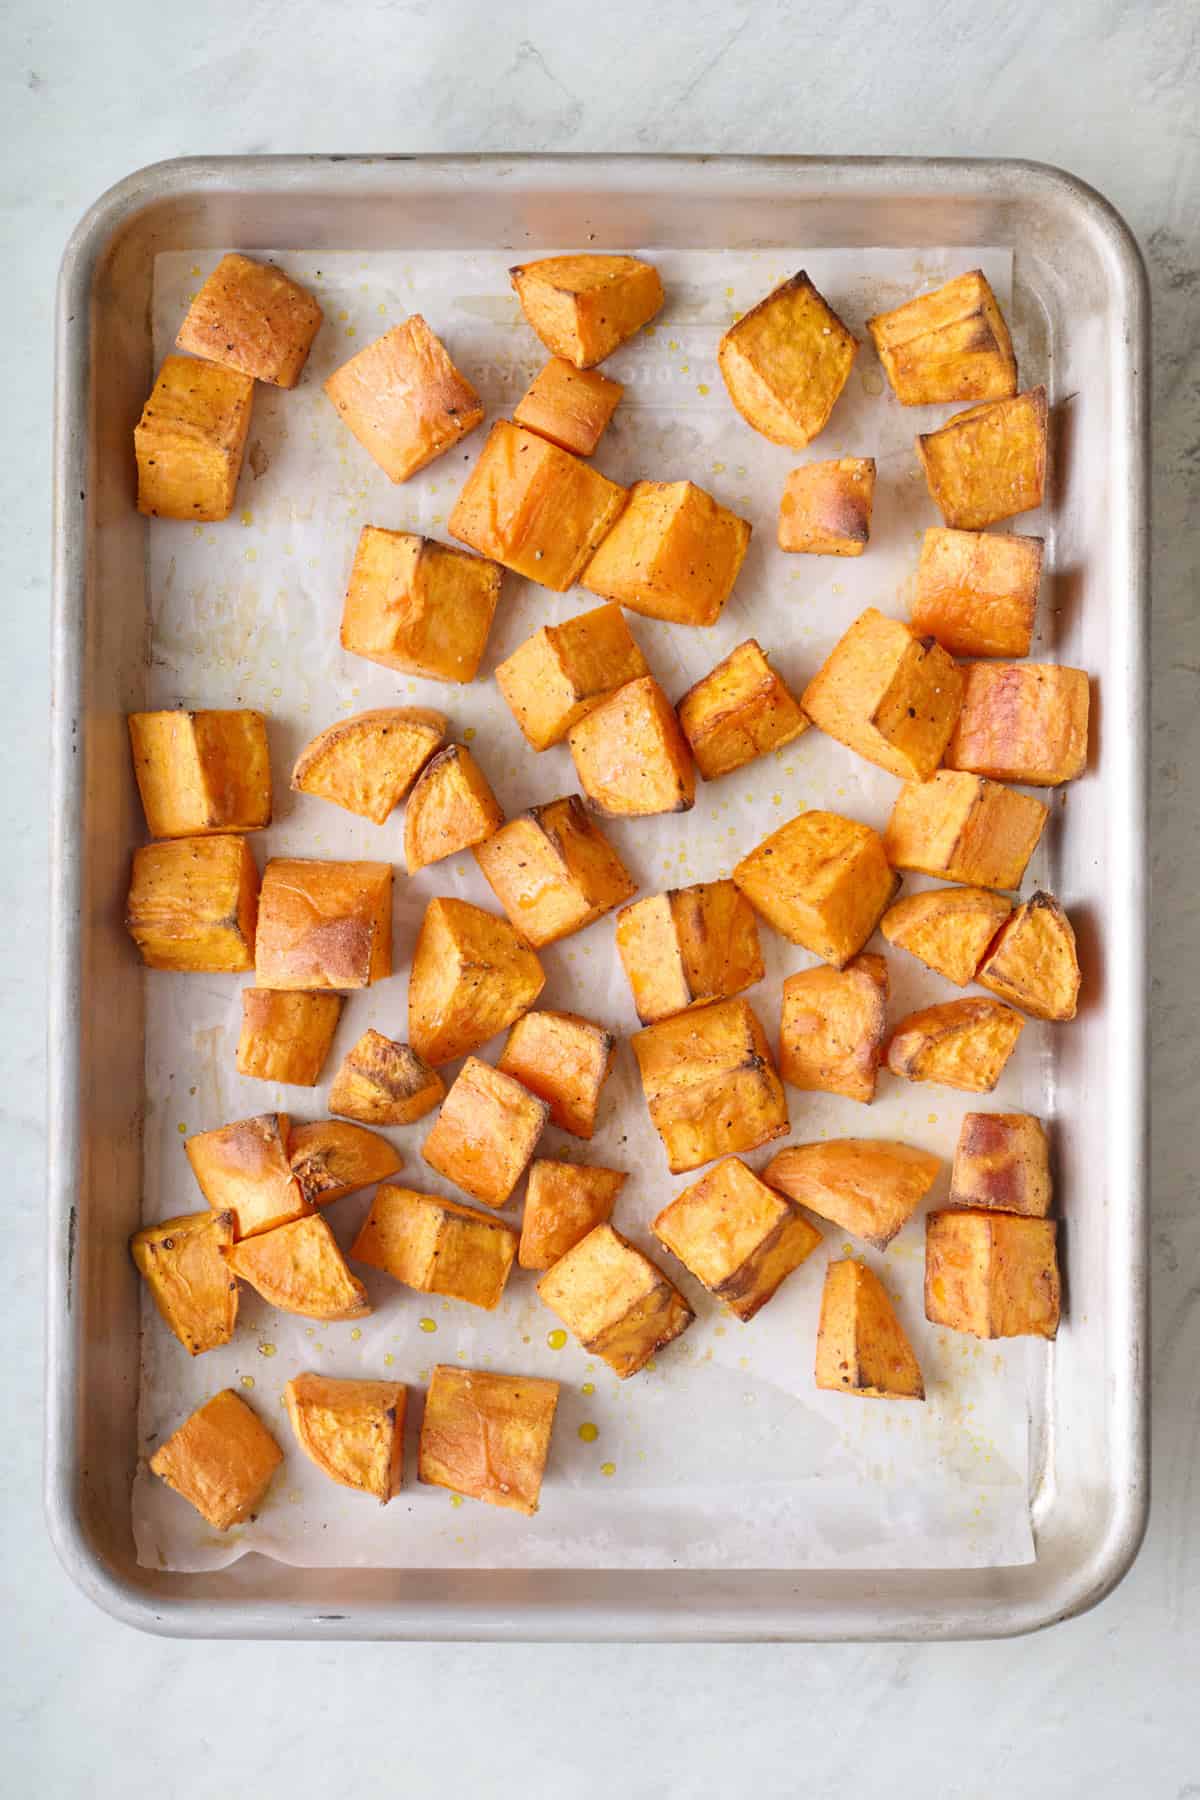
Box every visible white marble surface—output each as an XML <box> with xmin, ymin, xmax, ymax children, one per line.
<box><xmin>2</xmin><ymin>2</ymin><xmax>1197</xmax><ymax>1793</ymax></box>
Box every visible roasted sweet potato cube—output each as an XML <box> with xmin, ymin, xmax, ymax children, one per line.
<box><xmin>285</xmin><ymin>1373</ymin><xmax>406</xmax><ymax>1503</ymax></box>
<box><xmin>925</xmin><ymin>1210</ymin><xmax>1060</xmax><ymax>1339</ymax></box>
<box><xmin>340</xmin><ymin>527</ymin><xmax>501</xmax><ymax>685</ymax></box>
<box><xmin>419</xmin><ymin>1365</ymin><xmax>560</xmax><ymax>1514</ymax></box>
<box><xmin>403</xmin><ymin>744</ymin><xmax>504</xmax><ymax>874</ymax></box>
<box><xmin>946</xmin><ymin>664</ymin><xmax>1090</xmax><ymax>787</ymax></box>
<box><xmin>975</xmin><ymin>892</ymin><xmax>1081</xmax><ymax>1021</ymax></box>
<box><xmin>815</xmin><ymin>1260</ymin><xmax>925</xmax><ymax>1399</ymax></box>
<box><xmin>568</xmin><ymin>676</ymin><xmax>696</xmax><ymax>818</ymax></box>
<box><xmin>885</xmin><ymin>772</ymin><xmax>1049</xmax><ymax>891</ymax></box>
<box><xmin>351</xmin><ymin>1183</ymin><xmax>518</xmax><ymax>1310</ymax></box>
<box><xmin>237</xmin><ymin>989</ymin><xmax>342</xmax><ymax>1086</ymax></box>
<box><xmin>495</xmin><ymin>603</ymin><xmax>648</xmax><ymax>751</ymax></box>
<box><xmin>135</xmin><ymin>355</ymin><xmax>254</xmax><ymax>522</ymax></box>
<box><xmin>917</xmin><ymin>387</ymin><xmax>1047</xmax><ymax>529</ymax></box>
<box><xmin>518</xmin><ymin>1161</ymin><xmax>626</xmax><ymax>1271</ymax></box>
<box><xmin>186</xmin><ymin>1112</ymin><xmax>306</xmax><ymax>1239</ymax></box>
<box><xmin>653</xmin><ymin>1156</ymin><xmax>822</xmax><ymax>1322</ymax></box>
<box><xmin>763</xmin><ymin>1139</ymin><xmax>941</xmax><ymax>1249</ymax></box>
<box><xmin>126</xmin><ymin>835</ymin><xmax>259</xmax><ymax>973</ymax></box>
<box><xmin>779</xmin><ymin>952</ymin><xmax>889</xmax><ymax>1104</ymax></box>
<box><xmin>676</xmin><ymin>638</ymin><xmax>808</xmax><ymax>781</ymax></box>
<box><xmin>449</xmin><ymin>421</ymin><xmax>627</xmax><ymax>591</ymax></box>
<box><xmin>288</xmin><ymin>1120</ymin><xmax>401</xmax><ymax>1208</ymax></box>
<box><xmin>292</xmin><ymin>707</ymin><xmax>445</xmax><ymax>823</ymax></box>
<box><xmin>149</xmin><ymin>1389</ymin><xmax>282</xmax><ymax>1531</ymax></box>
<box><xmin>733</xmin><ymin>810</ymin><xmax>897</xmax><ymax>967</ymax></box>
<box><xmin>513</xmin><ymin>357</ymin><xmax>623</xmax><ymax>454</ymax></box>
<box><xmin>255</xmin><ymin>857</ymin><xmax>392</xmax><ymax>990</ymax></box>
<box><xmin>130</xmin><ymin>1210</ymin><xmax>239</xmax><ymax>1355</ymax></box>
<box><xmin>881</xmin><ymin>886</ymin><xmax>1012</xmax><ymax>987</ymax></box>
<box><xmin>910</xmin><ymin>528</ymin><xmax>1043</xmax><ymax>658</ymax></box>
<box><xmin>581</xmin><ymin>479</ymin><xmax>751</xmax><ymax>627</ymax></box>
<box><xmin>616</xmin><ymin>880</ymin><xmax>764</xmax><ymax>1025</ymax></box>
<box><xmin>129</xmin><ymin>709</ymin><xmax>271</xmax><ymax>839</ymax></box>
<box><xmin>950</xmin><ymin>1112</ymin><xmax>1052</xmax><ymax>1218</ymax></box>
<box><xmin>801</xmin><ymin>608</ymin><xmax>964</xmax><ymax>783</ymax></box>
<box><xmin>868</xmin><ymin>270</ymin><xmax>1017</xmax><ymax>407</ymax></box>
<box><xmin>536</xmin><ymin>1223</ymin><xmax>694</xmax><ymax>1377</ymax></box>
<box><xmin>224</xmin><ymin>1213</ymin><xmax>370</xmax><ymax>1320</ymax></box>
<box><xmin>408</xmin><ymin>897</ymin><xmax>546</xmax><ymax>1066</ymax></box>
<box><xmin>422</xmin><ymin>1056</ymin><xmax>549</xmax><ymax>1208</ymax></box>
<box><xmin>497</xmin><ymin>1009</ymin><xmax>617</xmax><ymax>1139</ymax></box>
<box><xmin>325</xmin><ymin>315</ymin><xmax>483</xmax><ymax>482</ymax></box>
<box><xmin>177</xmin><ymin>253</ymin><xmax>323</xmax><ymax>388</ymax></box>
<box><xmin>887</xmin><ymin>998</ymin><xmax>1024</xmax><ymax>1092</ymax></box>
<box><xmin>474</xmin><ymin>794</ymin><xmax>636</xmax><ymax>947</ymax></box>
<box><xmin>718</xmin><ymin>272</ymin><xmax>858</xmax><ymax>448</ymax></box>
<box><xmin>329</xmin><ymin>1031</ymin><xmax>445</xmax><ymax>1127</ymax></box>
<box><xmin>632</xmin><ymin>997</ymin><xmax>788</xmax><ymax>1175</ymax></box>
<box><xmin>510</xmin><ymin>253</ymin><xmax>664</xmax><ymax>367</ymax></box>
<box><xmin>778</xmin><ymin>458</ymin><xmax>876</xmax><ymax>556</ymax></box>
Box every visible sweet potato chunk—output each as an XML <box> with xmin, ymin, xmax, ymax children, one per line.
<box><xmin>815</xmin><ymin>1260</ymin><xmax>925</xmax><ymax>1399</ymax></box>
<box><xmin>653</xmin><ymin>1156</ymin><xmax>822</xmax><ymax>1322</ymax></box>
<box><xmin>340</xmin><ymin>527</ymin><xmax>501</xmax><ymax>685</ymax></box>
<box><xmin>495</xmin><ymin>603</ymin><xmax>648</xmax><ymax>751</ymax></box>
<box><xmin>510</xmin><ymin>253</ymin><xmax>664</xmax><ymax>367</ymax></box>
<box><xmin>581</xmin><ymin>480</ymin><xmax>751</xmax><ymax>627</ymax></box>
<box><xmin>224</xmin><ymin>1213</ymin><xmax>370</xmax><ymax>1321</ymax></box>
<box><xmin>419</xmin><ymin>1365</ymin><xmax>560</xmax><ymax>1514</ymax></box>
<box><xmin>403</xmin><ymin>744</ymin><xmax>504</xmax><ymax>874</ymax></box>
<box><xmin>130</xmin><ymin>1210</ymin><xmax>238</xmax><ymax>1356</ymax></box>
<box><xmin>946</xmin><ymin>664</ymin><xmax>1090</xmax><ymax>787</ymax></box>
<box><xmin>975</xmin><ymin>892</ymin><xmax>1081</xmax><ymax>1021</ymax></box>
<box><xmin>887</xmin><ymin>998</ymin><xmax>1024</xmax><ymax>1092</ymax></box>
<box><xmin>285</xmin><ymin>1373</ymin><xmax>406</xmax><ymax>1503</ymax></box>
<box><xmin>718</xmin><ymin>272</ymin><xmax>858</xmax><ymax>448</ymax></box>
<box><xmin>236</xmin><ymin>989</ymin><xmax>342</xmax><ymax>1086</ymax></box>
<box><xmin>324</xmin><ymin>315</ymin><xmax>483</xmax><ymax>482</ymax></box>
<box><xmin>149</xmin><ymin>1390</ymin><xmax>282</xmax><ymax>1531</ymax></box>
<box><xmin>568</xmin><ymin>676</ymin><xmax>696</xmax><ymax>817</ymax></box>
<box><xmin>329</xmin><ymin>1031</ymin><xmax>445</xmax><ymax>1127</ymax></box>
<box><xmin>676</xmin><ymin>639</ymin><xmax>808</xmax><ymax>780</ymax></box>
<box><xmin>287</xmin><ymin>1120</ymin><xmax>401</xmax><ymax>1208</ymax></box>
<box><xmin>616</xmin><ymin>880</ymin><xmax>764</xmax><ymax>1025</ymax></box>
<box><xmin>537</xmin><ymin>1223</ymin><xmax>694</xmax><ymax>1378</ymax></box>
<box><xmin>885</xmin><ymin>772</ymin><xmax>1048</xmax><ymax>891</ymax></box>
<box><xmin>352</xmin><ymin>1184</ymin><xmax>517</xmax><ymax>1311</ymax></box>
<box><xmin>632</xmin><ymin>997</ymin><xmax>789</xmax><ymax>1175</ymax></box>
<box><xmin>916</xmin><ymin>386</ymin><xmax>1047</xmax><ymax>529</ymax></box>
<box><xmin>255</xmin><ymin>857</ymin><xmax>392</xmax><ymax>990</ymax></box>
<box><xmin>950</xmin><ymin>1112</ymin><xmax>1052</xmax><ymax>1217</ymax></box>
<box><xmin>733</xmin><ymin>810</ymin><xmax>897</xmax><ymax>967</ymax></box>
<box><xmin>129</xmin><ymin>709</ymin><xmax>271</xmax><ymax>839</ymax></box>
<box><xmin>763</xmin><ymin>1139</ymin><xmax>940</xmax><ymax>1249</ymax></box>
<box><xmin>126</xmin><ymin>835</ymin><xmax>259</xmax><ymax>973</ymax></box>
<box><xmin>925</xmin><ymin>1210</ymin><xmax>1060</xmax><ymax>1339</ymax></box>
<box><xmin>868</xmin><ymin>270</ymin><xmax>1016</xmax><ymax>407</ymax></box>
<box><xmin>177</xmin><ymin>253</ymin><xmax>322</xmax><ymax>388</ymax></box>
<box><xmin>291</xmin><ymin>707</ymin><xmax>445</xmax><ymax>824</ymax></box>
<box><xmin>910</xmin><ymin>528</ymin><xmax>1043</xmax><ymax>658</ymax></box>
<box><xmin>880</xmin><ymin>886</ymin><xmax>1012</xmax><ymax>987</ymax></box>
<box><xmin>497</xmin><ymin>1009</ymin><xmax>617</xmax><ymax>1139</ymax></box>
<box><xmin>408</xmin><ymin>897</ymin><xmax>546</xmax><ymax>1066</ymax></box>
<box><xmin>474</xmin><ymin>795</ymin><xmax>636</xmax><ymax>947</ymax></box>
<box><xmin>186</xmin><ymin>1113</ymin><xmax>306</xmax><ymax>1239</ymax></box>
<box><xmin>800</xmin><ymin>608</ymin><xmax>964</xmax><ymax>783</ymax></box>
<box><xmin>422</xmin><ymin>1057</ymin><xmax>549</xmax><ymax>1208</ymax></box>
<box><xmin>449</xmin><ymin>421</ymin><xmax>627</xmax><ymax>591</ymax></box>
<box><xmin>135</xmin><ymin>355</ymin><xmax>254</xmax><ymax>522</ymax></box>
<box><xmin>513</xmin><ymin>356</ymin><xmax>623</xmax><ymax>454</ymax></box>
<box><xmin>778</xmin><ymin>458</ymin><xmax>876</xmax><ymax>556</ymax></box>
<box><xmin>779</xmin><ymin>952</ymin><xmax>889</xmax><ymax>1104</ymax></box>
<box><xmin>518</xmin><ymin>1161</ymin><xmax>626</xmax><ymax>1271</ymax></box>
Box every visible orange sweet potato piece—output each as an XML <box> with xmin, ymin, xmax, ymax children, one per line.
<box><xmin>149</xmin><ymin>1389</ymin><xmax>283</xmax><ymax>1530</ymax></box>
<box><xmin>718</xmin><ymin>272</ymin><xmax>858</xmax><ymax>448</ymax></box>
<box><xmin>285</xmin><ymin>1373</ymin><xmax>406</xmax><ymax>1503</ymax></box>
<box><xmin>884</xmin><ymin>772</ymin><xmax>1048</xmax><ymax>891</ymax></box>
<box><xmin>287</xmin><ymin>1119</ymin><xmax>402</xmax><ymax>1208</ymax></box>
<box><xmin>324</xmin><ymin>315</ymin><xmax>483</xmax><ymax>481</ymax></box>
<box><xmin>419</xmin><ymin>1365</ymin><xmax>560</xmax><ymax>1514</ymax></box>
<box><xmin>134</xmin><ymin>355</ymin><xmax>254</xmax><ymax>522</ymax></box>
<box><xmin>568</xmin><ymin>676</ymin><xmax>696</xmax><ymax>817</ymax></box>
<box><xmin>910</xmin><ymin>528</ymin><xmax>1043</xmax><ymax>658</ymax></box>
<box><xmin>513</xmin><ymin>356</ymin><xmax>623</xmax><ymax>454</ymax></box>
<box><xmin>800</xmin><ymin>607</ymin><xmax>964</xmax><ymax>783</ymax></box>
<box><xmin>495</xmin><ymin>603</ymin><xmax>648</xmax><ymax>751</ymax></box>
<box><xmin>497</xmin><ymin>1009</ymin><xmax>617</xmax><ymax>1139</ymax></box>
<box><xmin>408</xmin><ymin>897</ymin><xmax>546</xmax><ymax>1067</ymax></box>
<box><xmin>778</xmin><ymin>952</ymin><xmax>890</xmax><ymax>1104</ymax></box>
<box><xmin>945</xmin><ymin>663</ymin><xmax>1090</xmax><ymax>786</ymax></box>
<box><xmin>631</xmin><ymin>997</ymin><xmax>789</xmax><ymax>1175</ymax></box>
<box><xmin>763</xmin><ymin>1139</ymin><xmax>941</xmax><ymax>1249</ymax></box>
<box><xmin>880</xmin><ymin>886</ymin><xmax>1013</xmax><ymax>987</ymax></box>
<box><xmin>652</xmin><ymin>1156</ymin><xmax>822</xmax><ymax>1321</ymax></box>
<box><xmin>925</xmin><ymin>1210</ymin><xmax>1060</xmax><ymax>1339</ymax></box>
<box><xmin>177</xmin><ymin>252</ymin><xmax>322</xmax><ymax>388</ymax></box>
<box><xmin>130</xmin><ymin>1210</ymin><xmax>239</xmax><ymax>1356</ymax></box>
<box><xmin>536</xmin><ymin>1223</ymin><xmax>694</xmax><ymax>1377</ymax></box>
<box><xmin>975</xmin><ymin>892</ymin><xmax>1081</xmax><ymax>1021</ymax></box>
<box><xmin>254</xmin><ymin>858</ymin><xmax>392</xmax><ymax>990</ymax></box>
<box><xmin>403</xmin><ymin>744</ymin><xmax>504</xmax><ymax>874</ymax></box>
<box><xmin>291</xmin><ymin>707</ymin><xmax>446</xmax><ymax>823</ymax></box>
<box><xmin>867</xmin><ymin>270</ymin><xmax>1016</xmax><ymax>407</ymax></box>
<box><xmin>474</xmin><ymin>794</ymin><xmax>636</xmax><ymax>948</ymax></box>
<box><xmin>733</xmin><ymin>810</ymin><xmax>898</xmax><ymax>967</ymax></box>
<box><xmin>340</xmin><ymin>528</ymin><xmax>501</xmax><ymax>684</ymax></box>
<box><xmin>886</xmin><ymin>998</ymin><xmax>1025</xmax><ymax>1092</ymax></box>
<box><xmin>815</xmin><ymin>1260</ymin><xmax>925</xmax><ymax>1399</ymax></box>
<box><xmin>186</xmin><ymin>1113</ymin><xmax>306</xmax><ymax>1239</ymax></box>
<box><xmin>518</xmin><ymin>1161</ymin><xmax>626</xmax><ymax>1271</ymax></box>
<box><xmin>949</xmin><ymin>1112</ymin><xmax>1052</xmax><ymax>1218</ymax></box>
<box><xmin>581</xmin><ymin>479</ymin><xmax>751</xmax><ymax>627</ymax></box>
<box><xmin>422</xmin><ymin>1056</ymin><xmax>549</xmax><ymax>1208</ymax></box>
<box><xmin>128</xmin><ymin>709</ymin><xmax>271</xmax><ymax>838</ymax></box>
<box><xmin>236</xmin><ymin>989</ymin><xmax>342</xmax><ymax>1086</ymax></box>
<box><xmin>510</xmin><ymin>254</ymin><xmax>663</xmax><ymax>367</ymax></box>
<box><xmin>329</xmin><ymin>1031</ymin><xmax>445</xmax><ymax>1127</ymax></box>
<box><xmin>676</xmin><ymin>638</ymin><xmax>808</xmax><ymax>780</ymax></box>
<box><xmin>126</xmin><ymin>835</ymin><xmax>259</xmax><ymax>973</ymax></box>
<box><xmin>615</xmin><ymin>880</ymin><xmax>764</xmax><ymax>1025</ymax></box>
<box><xmin>778</xmin><ymin>458</ymin><xmax>876</xmax><ymax>556</ymax></box>
<box><xmin>224</xmin><ymin>1213</ymin><xmax>370</xmax><ymax>1321</ymax></box>
<box><xmin>916</xmin><ymin>386</ymin><xmax>1047</xmax><ymax>529</ymax></box>
<box><xmin>352</xmin><ymin>1184</ymin><xmax>518</xmax><ymax>1311</ymax></box>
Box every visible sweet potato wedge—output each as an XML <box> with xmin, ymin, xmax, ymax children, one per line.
<box><xmin>949</xmin><ymin>1112</ymin><xmax>1052</xmax><ymax>1218</ymax></box>
<box><xmin>177</xmin><ymin>252</ymin><xmax>322</xmax><ymax>388</ymax></box>
<box><xmin>536</xmin><ymin>1223</ymin><xmax>694</xmax><ymax>1378</ymax></box>
<box><xmin>568</xmin><ymin>676</ymin><xmax>696</xmax><ymax>817</ymax></box>
<box><xmin>129</xmin><ymin>708</ymin><xmax>271</xmax><ymax>839</ymax></box>
<box><xmin>884</xmin><ymin>772</ymin><xmax>1048</xmax><ymax>891</ymax></box>
<box><xmin>186</xmin><ymin>1113</ymin><xmax>306</xmax><ymax>1240</ymax></box>
<box><xmin>408</xmin><ymin>897</ymin><xmax>546</xmax><ymax>1066</ymax></box>
<box><xmin>800</xmin><ymin>607</ymin><xmax>964</xmax><ymax>783</ymax></box>
<box><xmin>497</xmin><ymin>1009</ymin><xmax>617</xmax><ymax>1140</ymax></box>
<box><xmin>287</xmin><ymin>1119</ymin><xmax>401</xmax><ymax>1208</ymax></box>
<box><xmin>880</xmin><ymin>886</ymin><xmax>1013</xmax><ymax>987</ymax></box>
<box><xmin>675</xmin><ymin>638</ymin><xmax>808</xmax><ymax>780</ymax></box>
<box><xmin>925</xmin><ymin>1209</ymin><xmax>1060</xmax><ymax>1339</ymax></box>
<box><xmin>916</xmin><ymin>386</ymin><xmax>1047</xmax><ymax>529</ymax></box>
<box><xmin>945</xmin><ymin>663</ymin><xmax>1090</xmax><ymax>787</ymax></box>
<box><xmin>733</xmin><ymin>810</ymin><xmax>898</xmax><ymax>967</ymax></box>
<box><xmin>718</xmin><ymin>272</ymin><xmax>858</xmax><ymax>448</ymax></box>
<box><xmin>975</xmin><ymin>892</ymin><xmax>1081</xmax><ymax>1021</ymax></box>
<box><xmin>778</xmin><ymin>458</ymin><xmax>876</xmax><ymax>556</ymax></box>
<box><xmin>495</xmin><ymin>602</ymin><xmax>648</xmax><ymax>751</ymax></box>
<box><xmin>513</xmin><ymin>356</ymin><xmax>623</xmax><ymax>454</ymax></box>
<box><xmin>815</xmin><ymin>1260</ymin><xmax>925</xmax><ymax>1399</ymax></box>
<box><xmin>285</xmin><ymin>1374</ymin><xmax>407</xmax><ymax>1503</ymax></box>
<box><xmin>581</xmin><ymin>479</ymin><xmax>751</xmax><ymax>627</ymax></box>
<box><xmin>615</xmin><ymin>880</ymin><xmax>764</xmax><ymax>1025</ymax></box>
<box><xmin>422</xmin><ymin>1056</ymin><xmax>549</xmax><ymax>1208</ymax></box>
<box><xmin>324</xmin><ymin>314</ymin><xmax>483</xmax><ymax>482</ymax></box>
<box><xmin>474</xmin><ymin>795</ymin><xmax>636</xmax><ymax>947</ymax></box>
<box><xmin>149</xmin><ymin>1389</ymin><xmax>282</xmax><ymax>1530</ymax></box>
<box><xmin>130</xmin><ymin>1210</ymin><xmax>239</xmax><ymax>1356</ymax></box>
<box><xmin>291</xmin><ymin>707</ymin><xmax>446</xmax><ymax>823</ymax></box>
<box><xmin>778</xmin><ymin>952</ymin><xmax>890</xmax><ymax>1104</ymax></box>
<box><xmin>329</xmin><ymin>1031</ymin><xmax>445</xmax><ymax>1127</ymax></box>
<box><xmin>510</xmin><ymin>253</ymin><xmax>663</xmax><ymax>367</ymax></box>
<box><xmin>653</xmin><ymin>1156</ymin><xmax>822</xmax><ymax>1322</ymax></box>
<box><xmin>631</xmin><ymin>996</ymin><xmax>788</xmax><ymax>1175</ymax></box>
<box><xmin>868</xmin><ymin>270</ymin><xmax>1016</xmax><ymax>407</ymax></box>
<box><xmin>352</xmin><ymin>1184</ymin><xmax>518</xmax><ymax>1311</ymax></box>
<box><xmin>403</xmin><ymin>744</ymin><xmax>504</xmax><ymax>874</ymax></box>
<box><xmin>763</xmin><ymin>1138</ymin><xmax>941</xmax><ymax>1249</ymax></box>
<box><xmin>224</xmin><ymin>1213</ymin><xmax>370</xmax><ymax>1321</ymax></box>
<box><xmin>518</xmin><ymin>1161</ymin><xmax>626</xmax><ymax>1271</ymax></box>
<box><xmin>236</xmin><ymin>988</ymin><xmax>343</xmax><ymax>1086</ymax></box>
<box><xmin>419</xmin><ymin>1366</ymin><xmax>560</xmax><ymax>1514</ymax></box>
<box><xmin>126</xmin><ymin>835</ymin><xmax>259</xmax><ymax>973</ymax></box>
<box><xmin>886</xmin><ymin>998</ymin><xmax>1024</xmax><ymax>1092</ymax></box>
<box><xmin>910</xmin><ymin>528</ymin><xmax>1043</xmax><ymax>659</ymax></box>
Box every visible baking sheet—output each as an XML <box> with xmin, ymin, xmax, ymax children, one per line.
<box><xmin>134</xmin><ymin>243</ymin><xmax>1048</xmax><ymax>1573</ymax></box>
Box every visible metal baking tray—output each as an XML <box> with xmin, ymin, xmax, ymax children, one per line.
<box><xmin>48</xmin><ymin>155</ymin><xmax>1149</xmax><ymax>1640</ymax></box>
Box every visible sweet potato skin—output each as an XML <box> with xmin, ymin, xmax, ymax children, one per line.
<box><xmin>129</xmin><ymin>708</ymin><xmax>271</xmax><ymax>838</ymax></box>
<box><xmin>403</xmin><ymin>744</ymin><xmax>504</xmax><ymax>874</ymax></box>
<box><xmin>177</xmin><ymin>252</ymin><xmax>323</xmax><ymax>388</ymax></box>
<box><xmin>285</xmin><ymin>1373</ymin><xmax>407</xmax><ymax>1502</ymax></box>
<box><xmin>884</xmin><ymin>772</ymin><xmax>1048</xmax><ymax>891</ymax></box>
<box><xmin>329</xmin><ymin>1031</ymin><xmax>445</xmax><ymax>1127</ymax></box>
<box><xmin>868</xmin><ymin>271</ymin><xmax>1016</xmax><ymax>407</ymax></box>
<box><xmin>886</xmin><ymin>998</ymin><xmax>1025</xmax><ymax>1092</ymax></box>
<box><xmin>513</xmin><ymin>357</ymin><xmax>622</xmax><ymax>454</ymax></box>
<box><xmin>340</xmin><ymin>528</ymin><xmax>501</xmax><ymax>684</ymax></box>
<box><xmin>130</xmin><ymin>1210</ymin><xmax>239</xmax><ymax>1355</ymax></box>
<box><xmin>910</xmin><ymin>528</ymin><xmax>1043</xmax><ymax>658</ymax></box>
<box><xmin>676</xmin><ymin>638</ymin><xmax>808</xmax><ymax>780</ymax></box>
<box><xmin>779</xmin><ymin>951</ymin><xmax>890</xmax><ymax>1104</ymax></box>
<box><xmin>495</xmin><ymin>604</ymin><xmax>648</xmax><ymax>751</ymax></box>
<box><xmin>718</xmin><ymin>272</ymin><xmax>858</xmax><ymax>448</ymax></box>
<box><xmin>149</xmin><ymin>1389</ymin><xmax>283</xmax><ymax>1531</ymax></box>
<box><xmin>975</xmin><ymin>892</ymin><xmax>1081</xmax><ymax>1021</ymax></box>
<box><xmin>945</xmin><ymin>664</ymin><xmax>1090</xmax><ymax>786</ymax></box>
<box><xmin>497</xmin><ymin>1009</ymin><xmax>617</xmax><ymax>1139</ymax></box>
<box><xmin>237</xmin><ymin>989</ymin><xmax>342</xmax><ymax>1085</ymax></box>
<box><xmin>408</xmin><ymin>897</ymin><xmax>546</xmax><ymax>1067</ymax></box>
<box><xmin>764</xmin><ymin>1139</ymin><xmax>940</xmax><ymax>1249</ymax></box>
<box><xmin>652</xmin><ymin>1156</ymin><xmax>822</xmax><ymax>1321</ymax></box>
<box><xmin>581</xmin><ymin>480</ymin><xmax>751</xmax><ymax>627</ymax></box>
<box><xmin>925</xmin><ymin>1209</ymin><xmax>1060</xmax><ymax>1339</ymax></box>
<box><xmin>126</xmin><ymin>835</ymin><xmax>259</xmax><ymax>973</ymax></box>
<box><xmin>800</xmin><ymin>607</ymin><xmax>965</xmax><ymax>783</ymax></box>
<box><xmin>135</xmin><ymin>355</ymin><xmax>254</xmax><ymax>521</ymax></box>
<box><xmin>778</xmin><ymin>458</ymin><xmax>876</xmax><ymax>556</ymax></box>
<box><xmin>518</xmin><ymin>1161</ymin><xmax>626</xmax><ymax>1271</ymax></box>
<box><xmin>422</xmin><ymin>1056</ymin><xmax>549</xmax><ymax>1208</ymax></box>
<box><xmin>631</xmin><ymin>997</ymin><xmax>789</xmax><ymax>1174</ymax></box>
<box><xmin>916</xmin><ymin>386</ymin><xmax>1047</xmax><ymax>529</ymax></box>
<box><xmin>950</xmin><ymin>1112</ymin><xmax>1052</xmax><ymax>1217</ymax></box>
<box><xmin>536</xmin><ymin>1223</ymin><xmax>694</xmax><ymax>1377</ymax></box>
<box><xmin>568</xmin><ymin>676</ymin><xmax>696</xmax><ymax>818</ymax></box>
<box><xmin>880</xmin><ymin>886</ymin><xmax>1013</xmax><ymax>987</ymax></box>
<box><xmin>733</xmin><ymin>809</ymin><xmax>898</xmax><ymax>967</ymax></box>
<box><xmin>419</xmin><ymin>1365</ymin><xmax>560</xmax><ymax>1514</ymax></box>
<box><xmin>291</xmin><ymin>707</ymin><xmax>445</xmax><ymax>823</ymax></box>
<box><xmin>324</xmin><ymin>315</ymin><xmax>483</xmax><ymax>482</ymax></box>
<box><xmin>510</xmin><ymin>254</ymin><xmax>663</xmax><ymax>367</ymax></box>
<box><xmin>616</xmin><ymin>880</ymin><xmax>764</xmax><ymax>1025</ymax></box>
<box><xmin>815</xmin><ymin>1260</ymin><xmax>925</xmax><ymax>1399</ymax></box>
<box><xmin>254</xmin><ymin>858</ymin><xmax>392</xmax><ymax>990</ymax></box>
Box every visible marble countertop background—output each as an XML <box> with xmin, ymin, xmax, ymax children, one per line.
<box><xmin>2</xmin><ymin>2</ymin><xmax>1196</xmax><ymax>1794</ymax></box>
